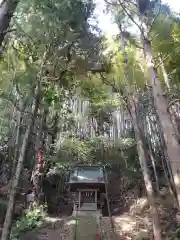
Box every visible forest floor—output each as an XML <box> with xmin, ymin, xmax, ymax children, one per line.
<box><xmin>20</xmin><ymin>194</ymin><xmax>177</xmax><ymax>240</ymax></box>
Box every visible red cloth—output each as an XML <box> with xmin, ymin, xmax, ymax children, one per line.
<box><xmin>95</xmin><ymin>232</ymin><xmax>100</xmax><ymax>240</ymax></box>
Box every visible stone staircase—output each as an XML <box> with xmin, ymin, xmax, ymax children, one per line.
<box><xmin>75</xmin><ymin>215</ymin><xmax>98</xmax><ymax>240</ymax></box>
<box><xmin>21</xmin><ymin>215</ymin><xmax>117</xmax><ymax>240</ymax></box>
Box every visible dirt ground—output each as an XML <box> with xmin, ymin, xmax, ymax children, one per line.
<box><xmin>21</xmin><ymin>193</ymin><xmax>177</xmax><ymax>240</ymax></box>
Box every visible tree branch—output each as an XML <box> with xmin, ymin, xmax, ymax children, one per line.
<box><xmin>148</xmin><ymin>3</ymin><xmax>162</xmax><ymax>34</ymax></box>
<box><xmin>117</xmin><ymin>0</ymin><xmax>142</xmax><ymax>33</ymax></box>
<box><xmin>0</xmin><ymin>28</ymin><xmax>16</xmax><ymax>35</ymax></box>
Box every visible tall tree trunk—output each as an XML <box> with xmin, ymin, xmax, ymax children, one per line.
<box><xmin>51</xmin><ymin>112</ymin><xmax>58</xmax><ymax>151</ymax></box>
<box><xmin>129</xmin><ymin>101</ymin><xmax>162</xmax><ymax>240</ymax></box>
<box><xmin>32</xmin><ymin>108</ymin><xmax>48</xmax><ymax>204</ymax></box>
<box><xmin>0</xmin><ymin>0</ymin><xmax>19</xmax><ymax>48</ymax></box>
<box><xmin>11</xmin><ymin>103</ymin><xmax>24</xmax><ymax>178</ymax></box>
<box><xmin>139</xmin><ymin>12</ymin><xmax>180</xmax><ymax>207</ymax></box>
<box><xmin>1</xmin><ymin>86</ymin><xmax>41</xmax><ymax>240</ymax></box>
<box><xmin>159</xmin><ymin>60</ymin><xmax>180</xmax><ymax>141</ymax></box>
<box><xmin>119</xmin><ymin>25</ymin><xmax>162</xmax><ymax>240</ymax></box>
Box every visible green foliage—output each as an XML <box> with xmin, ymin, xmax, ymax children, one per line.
<box><xmin>0</xmin><ymin>0</ymin><xmax>100</xmax><ymax>114</ymax></box>
<box><xmin>0</xmin><ymin>0</ymin><xmax>102</xmax><ymax>170</ymax></box>
<box><xmin>149</xmin><ymin>11</ymin><xmax>180</xmax><ymax>86</ymax></box>
<box><xmin>0</xmin><ymin>104</ymin><xmax>11</xmax><ymax>141</ymax></box>
<box><xmin>55</xmin><ymin>136</ymin><xmax>91</xmax><ymax>164</ymax></box>
<box><xmin>168</xmin><ymin>226</ymin><xmax>180</xmax><ymax>240</ymax></box>
<box><xmin>52</xmin><ymin>132</ymin><xmax>141</xmax><ymax>179</ymax></box>
<box><xmin>43</xmin><ymin>84</ymin><xmax>63</xmax><ymax>106</ymax></box>
<box><xmin>10</xmin><ymin>205</ymin><xmax>46</xmax><ymax>240</ymax></box>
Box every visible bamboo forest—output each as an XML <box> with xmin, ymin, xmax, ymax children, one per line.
<box><xmin>1</xmin><ymin>0</ymin><xmax>180</xmax><ymax>239</ymax></box>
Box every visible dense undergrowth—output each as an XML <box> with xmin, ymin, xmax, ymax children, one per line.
<box><xmin>10</xmin><ymin>206</ymin><xmax>46</xmax><ymax>240</ymax></box>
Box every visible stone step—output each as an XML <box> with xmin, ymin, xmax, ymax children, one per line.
<box><xmin>75</xmin><ymin>215</ymin><xmax>98</xmax><ymax>240</ymax></box>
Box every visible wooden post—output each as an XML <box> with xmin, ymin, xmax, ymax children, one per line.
<box><xmin>78</xmin><ymin>190</ymin><xmax>81</xmax><ymax>210</ymax></box>
<box><xmin>95</xmin><ymin>190</ymin><xmax>97</xmax><ymax>206</ymax></box>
